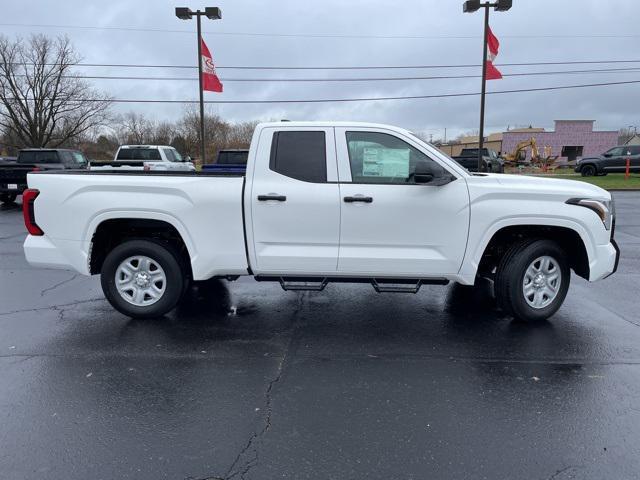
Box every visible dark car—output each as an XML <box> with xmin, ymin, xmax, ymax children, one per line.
<box><xmin>575</xmin><ymin>145</ymin><xmax>640</xmax><ymax>177</ymax></box>
<box><xmin>452</xmin><ymin>148</ymin><xmax>504</xmax><ymax>173</ymax></box>
<box><xmin>201</xmin><ymin>149</ymin><xmax>249</xmax><ymax>174</ymax></box>
<box><xmin>0</xmin><ymin>148</ymin><xmax>88</xmax><ymax>204</ymax></box>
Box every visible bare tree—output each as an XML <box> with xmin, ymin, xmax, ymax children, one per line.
<box><xmin>0</xmin><ymin>34</ymin><xmax>111</xmax><ymax>148</ymax></box>
<box><xmin>115</xmin><ymin>111</ymin><xmax>154</xmax><ymax>145</ymax></box>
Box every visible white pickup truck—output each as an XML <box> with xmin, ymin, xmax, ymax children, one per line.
<box><xmin>22</xmin><ymin>122</ymin><xmax>619</xmax><ymax>322</ymax></box>
<box><xmin>89</xmin><ymin>145</ymin><xmax>196</xmax><ymax>172</ymax></box>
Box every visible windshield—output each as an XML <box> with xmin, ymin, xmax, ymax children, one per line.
<box><xmin>71</xmin><ymin>151</ymin><xmax>88</xmax><ymax>165</ymax></box>
<box><xmin>163</xmin><ymin>147</ymin><xmax>183</xmax><ymax>162</ymax></box>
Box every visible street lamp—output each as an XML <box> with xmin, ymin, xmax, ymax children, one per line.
<box><xmin>175</xmin><ymin>6</ymin><xmax>222</xmax><ymax>164</ymax></box>
<box><xmin>463</xmin><ymin>0</ymin><xmax>512</xmax><ymax>172</ymax></box>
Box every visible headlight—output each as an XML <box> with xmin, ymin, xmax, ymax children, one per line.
<box><xmin>566</xmin><ymin>197</ymin><xmax>614</xmax><ymax>230</ymax></box>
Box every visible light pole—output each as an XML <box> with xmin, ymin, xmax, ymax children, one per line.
<box><xmin>463</xmin><ymin>0</ymin><xmax>512</xmax><ymax>172</ymax></box>
<box><xmin>176</xmin><ymin>7</ymin><xmax>222</xmax><ymax>164</ymax></box>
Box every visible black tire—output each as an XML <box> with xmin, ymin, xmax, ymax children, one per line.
<box><xmin>580</xmin><ymin>164</ymin><xmax>596</xmax><ymax>177</ymax></box>
<box><xmin>0</xmin><ymin>193</ymin><xmax>17</xmax><ymax>204</ymax></box>
<box><xmin>486</xmin><ymin>163</ymin><xmax>493</xmax><ymax>173</ymax></box>
<box><xmin>100</xmin><ymin>239</ymin><xmax>185</xmax><ymax>319</ymax></box>
<box><xmin>494</xmin><ymin>239</ymin><xmax>570</xmax><ymax>322</ymax></box>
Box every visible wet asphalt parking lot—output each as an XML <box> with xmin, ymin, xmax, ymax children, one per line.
<box><xmin>0</xmin><ymin>192</ymin><xmax>639</xmax><ymax>480</ymax></box>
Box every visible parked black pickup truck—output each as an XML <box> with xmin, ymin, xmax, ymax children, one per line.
<box><xmin>0</xmin><ymin>148</ymin><xmax>88</xmax><ymax>204</ymax></box>
<box><xmin>452</xmin><ymin>148</ymin><xmax>504</xmax><ymax>173</ymax></box>
<box><xmin>575</xmin><ymin>145</ymin><xmax>640</xmax><ymax>176</ymax></box>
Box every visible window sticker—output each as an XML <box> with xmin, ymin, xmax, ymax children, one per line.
<box><xmin>362</xmin><ymin>147</ymin><xmax>410</xmax><ymax>177</ymax></box>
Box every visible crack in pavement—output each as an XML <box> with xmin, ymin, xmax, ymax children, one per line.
<box><xmin>0</xmin><ymin>298</ymin><xmax>104</xmax><ymax>317</ymax></box>
<box><xmin>222</xmin><ymin>292</ymin><xmax>306</xmax><ymax>480</ymax></box>
<box><xmin>545</xmin><ymin>465</ymin><xmax>583</xmax><ymax>480</ymax></box>
<box><xmin>40</xmin><ymin>274</ymin><xmax>80</xmax><ymax>296</ymax></box>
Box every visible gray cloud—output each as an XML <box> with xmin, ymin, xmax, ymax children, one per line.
<box><xmin>4</xmin><ymin>0</ymin><xmax>639</xmax><ymax>138</ymax></box>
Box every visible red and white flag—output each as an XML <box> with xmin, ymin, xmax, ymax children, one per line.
<box><xmin>201</xmin><ymin>38</ymin><xmax>223</xmax><ymax>92</ymax></box>
<box><xmin>485</xmin><ymin>26</ymin><xmax>502</xmax><ymax>80</ymax></box>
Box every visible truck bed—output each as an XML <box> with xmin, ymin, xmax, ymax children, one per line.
<box><xmin>25</xmin><ymin>170</ymin><xmax>249</xmax><ymax>279</ymax></box>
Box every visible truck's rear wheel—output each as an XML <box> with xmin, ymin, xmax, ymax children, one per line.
<box><xmin>495</xmin><ymin>239</ymin><xmax>570</xmax><ymax>322</ymax></box>
<box><xmin>0</xmin><ymin>193</ymin><xmax>17</xmax><ymax>204</ymax></box>
<box><xmin>100</xmin><ymin>239</ymin><xmax>184</xmax><ymax>319</ymax></box>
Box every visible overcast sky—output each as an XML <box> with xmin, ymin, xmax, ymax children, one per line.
<box><xmin>3</xmin><ymin>0</ymin><xmax>639</xmax><ymax>140</ymax></box>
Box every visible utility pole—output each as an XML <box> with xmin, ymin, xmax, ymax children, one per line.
<box><xmin>175</xmin><ymin>7</ymin><xmax>222</xmax><ymax>164</ymax></box>
<box><xmin>463</xmin><ymin>0</ymin><xmax>512</xmax><ymax>171</ymax></box>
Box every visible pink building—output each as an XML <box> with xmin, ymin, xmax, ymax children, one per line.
<box><xmin>501</xmin><ymin>120</ymin><xmax>618</xmax><ymax>163</ymax></box>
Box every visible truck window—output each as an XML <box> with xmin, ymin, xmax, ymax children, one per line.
<box><xmin>17</xmin><ymin>151</ymin><xmax>37</xmax><ymax>163</ymax></box>
<box><xmin>162</xmin><ymin>148</ymin><xmax>183</xmax><ymax>162</ymax></box>
<box><xmin>18</xmin><ymin>151</ymin><xmax>58</xmax><ymax>164</ymax></box>
<box><xmin>133</xmin><ymin>148</ymin><xmax>161</xmax><ymax>161</ymax></box>
<box><xmin>117</xmin><ymin>148</ymin><xmax>161</xmax><ymax>161</ymax></box>
<box><xmin>345</xmin><ymin>131</ymin><xmax>444</xmax><ymax>184</ymax></box>
<box><xmin>116</xmin><ymin>149</ymin><xmax>134</xmax><ymax>160</ymax></box>
<box><xmin>269</xmin><ymin>131</ymin><xmax>327</xmax><ymax>183</ymax></box>
<box><xmin>218</xmin><ymin>151</ymin><xmax>248</xmax><ymax>165</ymax></box>
<box><xmin>71</xmin><ymin>151</ymin><xmax>88</xmax><ymax>165</ymax></box>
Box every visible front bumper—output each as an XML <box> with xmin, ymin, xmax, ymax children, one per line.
<box><xmin>590</xmin><ymin>240</ymin><xmax>620</xmax><ymax>281</ymax></box>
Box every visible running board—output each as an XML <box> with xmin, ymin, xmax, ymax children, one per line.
<box><xmin>254</xmin><ymin>276</ymin><xmax>449</xmax><ymax>293</ymax></box>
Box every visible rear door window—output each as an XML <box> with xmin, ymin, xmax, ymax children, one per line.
<box><xmin>269</xmin><ymin>131</ymin><xmax>327</xmax><ymax>183</ymax></box>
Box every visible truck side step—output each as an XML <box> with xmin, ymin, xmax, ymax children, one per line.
<box><xmin>278</xmin><ymin>277</ymin><xmax>328</xmax><ymax>291</ymax></box>
<box><xmin>371</xmin><ymin>279</ymin><xmax>423</xmax><ymax>294</ymax></box>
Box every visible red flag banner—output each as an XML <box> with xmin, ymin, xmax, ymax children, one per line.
<box><xmin>485</xmin><ymin>26</ymin><xmax>502</xmax><ymax>80</ymax></box>
<box><xmin>201</xmin><ymin>38</ymin><xmax>223</xmax><ymax>92</ymax></box>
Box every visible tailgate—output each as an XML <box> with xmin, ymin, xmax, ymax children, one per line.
<box><xmin>0</xmin><ymin>165</ymin><xmax>36</xmax><ymax>192</ymax></box>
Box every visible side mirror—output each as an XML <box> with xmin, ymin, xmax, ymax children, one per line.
<box><xmin>414</xmin><ymin>162</ymin><xmax>434</xmax><ymax>184</ymax></box>
<box><xmin>603</xmin><ymin>153</ymin><xmax>612</xmax><ymax>158</ymax></box>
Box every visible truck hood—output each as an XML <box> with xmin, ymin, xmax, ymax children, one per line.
<box><xmin>469</xmin><ymin>173</ymin><xmax>611</xmax><ymax>201</ymax></box>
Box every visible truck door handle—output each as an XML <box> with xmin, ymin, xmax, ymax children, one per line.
<box><xmin>257</xmin><ymin>194</ymin><xmax>287</xmax><ymax>202</ymax></box>
<box><xmin>344</xmin><ymin>195</ymin><xmax>373</xmax><ymax>203</ymax></box>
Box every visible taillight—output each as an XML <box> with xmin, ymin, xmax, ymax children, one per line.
<box><xmin>22</xmin><ymin>189</ymin><xmax>43</xmax><ymax>236</ymax></box>
<box><xmin>31</xmin><ymin>167</ymin><xmax>40</xmax><ymax>172</ymax></box>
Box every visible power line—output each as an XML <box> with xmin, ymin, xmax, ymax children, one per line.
<box><xmin>3</xmin><ymin>22</ymin><xmax>640</xmax><ymax>40</ymax></box>
<box><xmin>12</xmin><ymin>59</ymin><xmax>640</xmax><ymax>71</ymax></box>
<box><xmin>38</xmin><ymin>66</ymin><xmax>640</xmax><ymax>82</ymax></box>
<box><xmin>12</xmin><ymin>79</ymin><xmax>637</xmax><ymax>105</ymax></box>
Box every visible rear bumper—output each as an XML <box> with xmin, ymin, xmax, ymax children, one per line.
<box><xmin>23</xmin><ymin>235</ymin><xmax>90</xmax><ymax>274</ymax></box>
<box><xmin>589</xmin><ymin>240</ymin><xmax>620</xmax><ymax>281</ymax></box>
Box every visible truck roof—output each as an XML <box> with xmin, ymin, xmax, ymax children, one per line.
<box><xmin>118</xmin><ymin>145</ymin><xmax>175</xmax><ymax>149</ymax></box>
<box><xmin>19</xmin><ymin>148</ymin><xmax>80</xmax><ymax>152</ymax></box>
<box><xmin>256</xmin><ymin>121</ymin><xmax>416</xmax><ymax>136</ymax></box>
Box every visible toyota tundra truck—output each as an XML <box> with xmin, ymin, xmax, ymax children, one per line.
<box><xmin>22</xmin><ymin>122</ymin><xmax>619</xmax><ymax>322</ymax></box>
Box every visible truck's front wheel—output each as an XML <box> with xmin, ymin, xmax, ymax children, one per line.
<box><xmin>100</xmin><ymin>239</ymin><xmax>184</xmax><ymax>319</ymax></box>
<box><xmin>495</xmin><ymin>239</ymin><xmax>570</xmax><ymax>322</ymax></box>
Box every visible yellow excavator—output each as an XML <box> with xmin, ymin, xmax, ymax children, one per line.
<box><xmin>502</xmin><ymin>137</ymin><xmax>540</xmax><ymax>164</ymax></box>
